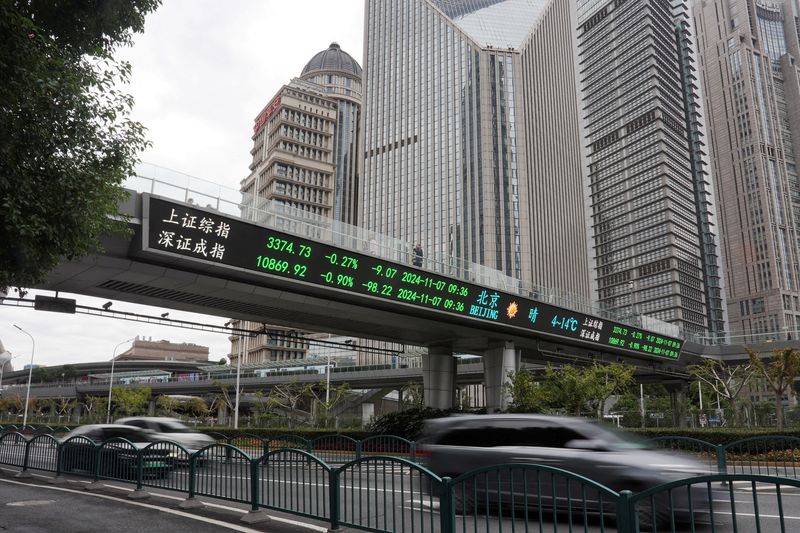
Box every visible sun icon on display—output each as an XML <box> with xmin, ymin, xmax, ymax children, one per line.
<box><xmin>506</xmin><ymin>301</ymin><xmax>519</xmax><ymax>319</ymax></box>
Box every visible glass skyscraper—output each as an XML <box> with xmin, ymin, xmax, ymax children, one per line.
<box><xmin>576</xmin><ymin>0</ymin><xmax>726</xmax><ymax>337</ymax></box>
<box><xmin>362</xmin><ymin>0</ymin><xmax>592</xmax><ymax>300</ymax></box>
<box><xmin>694</xmin><ymin>0</ymin><xmax>800</xmax><ymax>339</ymax></box>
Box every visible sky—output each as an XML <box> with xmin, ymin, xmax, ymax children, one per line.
<box><xmin>0</xmin><ymin>0</ymin><xmax>365</xmax><ymax>369</ymax></box>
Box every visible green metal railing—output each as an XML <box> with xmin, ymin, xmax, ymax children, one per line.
<box><xmin>3</xmin><ymin>430</ymin><xmax>800</xmax><ymax>533</ymax></box>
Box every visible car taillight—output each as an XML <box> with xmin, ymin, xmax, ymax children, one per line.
<box><xmin>416</xmin><ymin>447</ymin><xmax>432</xmax><ymax>458</ymax></box>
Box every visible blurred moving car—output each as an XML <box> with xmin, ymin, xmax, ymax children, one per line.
<box><xmin>61</xmin><ymin>424</ymin><xmax>171</xmax><ymax>479</ymax></box>
<box><xmin>418</xmin><ymin>414</ymin><xmax>709</xmax><ymax>524</ymax></box>
<box><xmin>115</xmin><ymin>417</ymin><xmax>215</xmax><ymax>453</ymax></box>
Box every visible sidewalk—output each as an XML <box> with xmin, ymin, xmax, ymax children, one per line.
<box><xmin>0</xmin><ymin>466</ymin><xmax>325</xmax><ymax>533</ymax></box>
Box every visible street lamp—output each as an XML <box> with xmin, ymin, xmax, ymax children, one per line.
<box><xmin>12</xmin><ymin>325</ymin><xmax>35</xmax><ymax>427</ymax></box>
<box><xmin>233</xmin><ymin>333</ymin><xmax>247</xmax><ymax>430</ymax></box>
<box><xmin>106</xmin><ymin>337</ymin><xmax>135</xmax><ymax>424</ymax></box>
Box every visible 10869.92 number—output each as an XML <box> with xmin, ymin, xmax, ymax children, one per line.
<box><xmin>256</xmin><ymin>255</ymin><xmax>307</xmax><ymax>277</ymax></box>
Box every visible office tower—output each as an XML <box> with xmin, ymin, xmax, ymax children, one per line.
<box><xmin>576</xmin><ymin>0</ymin><xmax>726</xmax><ymax>336</ymax></box>
<box><xmin>362</xmin><ymin>0</ymin><xmax>592</xmax><ymax>299</ymax></box>
<box><xmin>233</xmin><ymin>44</ymin><xmax>363</xmax><ymax>364</ymax></box>
<box><xmin>694</xmin><ymin>0</ymin><xmax>800</xmax><ymax>338</ymax></box>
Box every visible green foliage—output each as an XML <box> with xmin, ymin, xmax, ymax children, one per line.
<box><xmin>506</xmin><ymin>363</ymin><xmax>635</xmax><ymax>416</ymax></box>
<box><xmin>111</xmin><ymin>386</ymin><xmax>150</xmax><ymax>417</ymax></box>
<box><xmin>155</xmin><ymin>395</ymin><xmax>180</xmax><ymax>416</ymax></box>
<box><xmin>0</xmin><ymin>0</ymin><xmax>161</xmax><ymax>289</ymax></box>
<box><xmin>183</xmin><ymin>397</ymin><xmax>208</xmax><ymax>418</ymax></box>
<box><xmin>748</xmin><ymin>348</ymin><xmax>800</xmax><ymax>431</ymax></box>
<box><xmin>367</xmin><ymin>407</ymin><xmax>453</xmax><ymax>440</ymax></box>
<box><xmin>506</xmin><ymin>369</ymin><xmax>550</xmax><ymax>413</ymax></box>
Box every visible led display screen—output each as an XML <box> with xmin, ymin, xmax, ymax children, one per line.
<box><xmin>143</xmin><ymin>196</ymin><xmax>683</xmax><ymax>359</ymax></box>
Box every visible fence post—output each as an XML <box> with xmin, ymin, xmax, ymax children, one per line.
<box><xmin>616</xmin><ymin>489</ymin><xmax>636</xmax><ymax>533</ymax></box>
<box><xmin>262</xmin><ymin>438</ymin><xmax>269</xmax><ymax>459</ymax></box>
<box><xmin>55</xmin><ymin>441</ymin><xmax>63</xmax><ymax>477</ymax></box>
<box><xmin>188</xmin><ymin>454</ymin><xmax>196</xmax><ymax>498</ymax></box>
<box><xmin>356</xmin><ymin>440</ymin><xmax>362</xmax><ymax>461</ymax></box>
<box><xmin>716</xmin><ymin>444</ymin><xmax>727</xmax><ymax>474</ymax></box>
<box><xmin>250</xmin><ymin>458</ymin><xmax>260</xmax><ymax>512</ymax></box>
<box><xmin>439</xmin><ymin>477</ymin><xmax>454</xmax><ymax>533</ymax></box>
<box><xmin>22</xmin><ymin>437</ymin><xmax>31</xmax><ymax>472</ymax></box>
<box><xmin>135</xmin><ymin>449</ymin><xmax>144</xmax><ymax>491</ymax></box>
<box><xmin>410</xmin><ymin>441</ymin><xmax>417</xmax><ymax>464</ymax></box>
<box><xmin>329</xmin><ymin>468</ymin><xmax>340</xmax><ymax>531</ymax></box>
<box><xmin>93</xmin><ymin>445</ymin><xmax>101</xmax><ymax>482</ymax></box>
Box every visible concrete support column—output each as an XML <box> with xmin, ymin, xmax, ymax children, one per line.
<box><xmin>667</xmin><ymin>384</ymin><xmax>688</xmax><ymax>429</ymax></box>
<box><xmin>147</xmin><ymin>400</ymin><xmax>156</xmax><ymax>416</ymax></box>
<box><xmin>361</xmin><ymin>402</ymin><xmax>375</xmax><ymax>426</ymax></box>
<box><xmin>483</xmin><ymin>341</ymin><xmax>519</xmax><ymax>413</ymax></box>
<box><xmin>422</xmin><ymin>345</ymin><xmax>455</xmax><ymax>409</ymax></box>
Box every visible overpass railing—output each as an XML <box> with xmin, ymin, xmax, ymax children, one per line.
<box><xmin>127</xmin><ymin>162</ymin><xmax>679</xmax><ymax>338</ymax></box>
<box><xmin>2</xmin><ymin>430</ymin><xmax>799</xmax><ymax>533</ymax></box>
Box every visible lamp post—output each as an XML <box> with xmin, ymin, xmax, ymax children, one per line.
<box><xmin>12</xmin><ymin>325</ymin><xmax>35</xmax><ymax>427</ymax></box>
<box><xmin>106</xmin><ymin>337</ymin><xmax>135</xmax><ymax>424</ymax></box>
<box><xmin>233</xmin><ymin>333</ymin><xmax>247</xmax><ymax>430</ymax></box>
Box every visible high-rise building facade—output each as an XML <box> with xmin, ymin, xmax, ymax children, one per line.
<box><xmin>576</xmin><ymin>0</ymin><xmax>726</xmax><ymax>336</ymax></box>
<box><xmin>362</xmin><ymin>0</ymin><xmax>592</xmax><ymax>299</ymax></box>
<box><xmin>232</xmin><ymin>44</ymin><xmax>363</xmax><ymax>365</ymax></box>
<box><xmin>694</xmin><ymin>0</ymin><xmax>800</xmax><ymax>338</ymax></box>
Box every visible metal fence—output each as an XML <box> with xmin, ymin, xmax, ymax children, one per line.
<box><xmin>3</xmin><ymin>431</ymin><xmax>800</xmax><ymax>532</ymax></box>
<box><xmin>6</xmin><ymin>425</ymin><xmax>800</xmax><ymax>478</ymax></box>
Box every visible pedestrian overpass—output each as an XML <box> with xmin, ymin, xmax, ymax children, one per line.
<box><xmin>31</xmin><ymin>166</ymin><xmax>706</xmax><ymax>411</ymax></box>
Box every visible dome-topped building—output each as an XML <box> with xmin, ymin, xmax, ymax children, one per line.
<box><xmin>299</xmin><ymin>43</ymin><xmax>362</xmax><ymax>226</ymax></box>
<box><xmin>302</xmin><ymin>42</ymin><xmax>362</xmax><ymax>78</ymax></box>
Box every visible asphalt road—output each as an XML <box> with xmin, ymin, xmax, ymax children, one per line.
<box><xmin>0</xmin><ymin>475</ymin><xmax>297</xmax><ymax>533</ymax></box>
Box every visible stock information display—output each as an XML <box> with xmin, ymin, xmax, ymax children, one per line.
<box><xmin>143</xmin><ymin>196</ymin><xmax>683</xmax><ymax>359</ymax></box>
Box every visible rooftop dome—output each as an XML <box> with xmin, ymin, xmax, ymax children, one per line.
<box><xmin>301</xmin><ymin>42</ymin><xmax>362</xmax><ymax>78</ymax></box>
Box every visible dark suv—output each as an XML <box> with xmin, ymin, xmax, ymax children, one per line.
<box><xmin>419</xmin><ymin>414</ymin><xmax>708</xmax><ymax>523</ymax></box>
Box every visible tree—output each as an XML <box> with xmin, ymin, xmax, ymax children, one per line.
<box><xmin>747</xmin><ymin>348</ymin><xmax>800</xmax><ymax>430</ymax></box>
<box><xmin>586</xmin><ymin>363</ymin><xmax>635</xmax><ymax>418</ymax></box>
<box><xmin>688</xmin><ymin>358</ymin><xmax>753</xmax><ymax>425</ymax></box>
<box><xmin>155</xmin><ymin>395</ymin><xmax>180</xmax><ymax>416</ymax></box>
<box><xmin>542</xmin><ymin>364</ymin><xmax>593</xmax><ymax>416</ymax></box>
<box><xmin>111</xmin><ymin>386</ymin><xmax>150</xmax><ymax>417</ymax></box>
<box><xmin>55</xmin><ymin>397</ymin><xmax>76</xmax><ymax>421</ymax></box>
<box><xmin>183</xmin><ymin>397</ymin><xmax>208</xmax><ymax>419</ymax></box>
<box><xmin>306</xmin><ymin>381</ymin><xmax>352</xmax><ymax>428</ymax></box>
<box><xmin>400</xmin><ymin>382</ymin><xmax>424</xmax><ymax>409</ymax></box>
<box><xmin>0</xmin><ymin>0</ymin><xmax>161</xmax><ymax>289</ymax></box>
<box><xmin>80</xmin><ymin>396</ymin><xmax>108</xmax><ymax>423</ymax></box>
<box><xmin>505</xmin><ymin>369</ymin><xmax>550</xmax><ymax>413</ymax></box>
<box><xmin>267</xmin><ymin>380</ymin><xmax>313</xmax><ymax>429</ymax></box>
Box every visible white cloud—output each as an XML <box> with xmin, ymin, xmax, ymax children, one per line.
<box><xmin>1</xmin><ymin>0</ymin><xmax>364</xmax><ymax>369</ymax></box>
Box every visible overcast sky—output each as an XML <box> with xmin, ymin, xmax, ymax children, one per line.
<box><xmin>1</xmin><ymin>1</ymin><xmax>364</xmax><ymax>369</ymax></box>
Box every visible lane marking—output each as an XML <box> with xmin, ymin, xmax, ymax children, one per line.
<box><xmin>4</xmin><ymin>468</ymin><xmax>328</xmax><ymax>532</ymax></box>
<box><xmin>0</xmin><ymin>477</ymin><xmax>266</xmax><ymax>533</ymax></box>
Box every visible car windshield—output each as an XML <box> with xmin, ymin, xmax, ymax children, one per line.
<box><xmin>582</xmin><ymin>421</ymin><xmax>651</xmax><ymax>449</ymax></box>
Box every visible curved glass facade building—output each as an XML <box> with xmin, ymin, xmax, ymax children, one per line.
<box><xmin>362</xmin><ymin>0</ymin><xmax>592</xmax><ymax>299</ymax></box>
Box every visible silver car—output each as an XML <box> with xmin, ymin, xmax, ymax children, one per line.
<box><xmin>115</xmin><ymin>417</ymin><xmax>215</xmax><ymax>453</ymax></box>
<box><xmin>418</xmin><ymin>414</ymin><xmax>709</xmax><ymax>524</ymax></box>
